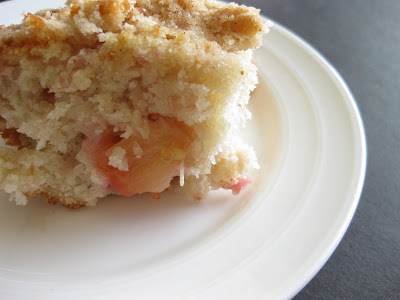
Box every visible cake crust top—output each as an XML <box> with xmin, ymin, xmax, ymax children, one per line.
<box><xmin>0</xmin><ymin>0</ymin><xmax>265</xmax><ymax>55</ymax></box>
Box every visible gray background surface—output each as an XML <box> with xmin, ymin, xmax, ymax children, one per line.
<box><xmin>235</xmin><ymin>0</ymin><xmax>400</xmax><ymax>299</ymax></box>
<box><xmin>1</xmin><ymin>0</ymin><xmax>399</xmax><ymax>299</ymax></box>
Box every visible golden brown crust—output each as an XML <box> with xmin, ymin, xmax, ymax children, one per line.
<box><xmin>0</xmin><ymin>0</ymin><xmax>264</xmax><ymax>56</ymax></box>
<box><xmin>130</xmin><ymin>0</ymin><xmax>264</xmax><ymax>52</ymax></box>
<box><xmin>24</xmin><ymin>191</ymin><xmax>87</xmax><ymax>209</ymax></box>
<box><xmin>62</xmin><ymin>201</ymin><xmax>87</xmax><ymax>209</ymax></box>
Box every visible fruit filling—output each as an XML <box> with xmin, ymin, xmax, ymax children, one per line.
<box><xmin>81</xmin><ymin>116</ymin><xmax>193</xmax><ymax>196</ymax></box>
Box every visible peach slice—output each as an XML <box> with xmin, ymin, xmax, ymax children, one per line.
<box><xmin>81</xmin><ymin>117</ymin><xmax>193</xmax><ymax>196</ymax></box>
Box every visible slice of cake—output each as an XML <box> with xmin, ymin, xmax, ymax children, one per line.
<box><xmin>0</xmin><ymin>0</ymin><xmax>267</xmax><ymax>208</ymax></box>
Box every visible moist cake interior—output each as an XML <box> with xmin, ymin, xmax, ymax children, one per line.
<box><xmin>0</xmin><ymin>0</ymin><xmax>267</xmax><ymax>208</ymax></box>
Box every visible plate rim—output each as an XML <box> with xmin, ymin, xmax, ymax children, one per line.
<box><xmin>0</xmin><ymin>1</ymin><xmax>367</xmax><ymax>298</ymax></box>
<box><xmin>252</xmin><ymin>19</ymin><xmax>367</xmax><ymax>299</ymax></box>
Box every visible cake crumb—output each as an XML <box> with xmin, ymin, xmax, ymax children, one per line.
<box><xmin>132</xmin><ymin>141</ymin><xmax>143</xmax><ymax>159</ymax></box>
<box><xmin>108</xmin><ymin>147</ymin><xmax>129</xmax><ymax>171</ymax></box>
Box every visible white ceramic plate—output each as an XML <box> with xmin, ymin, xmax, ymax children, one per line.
<box><xmin>0</xmin><ymin>1</ymin><xmax>366</xmax><ymax>299</ymax></box>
